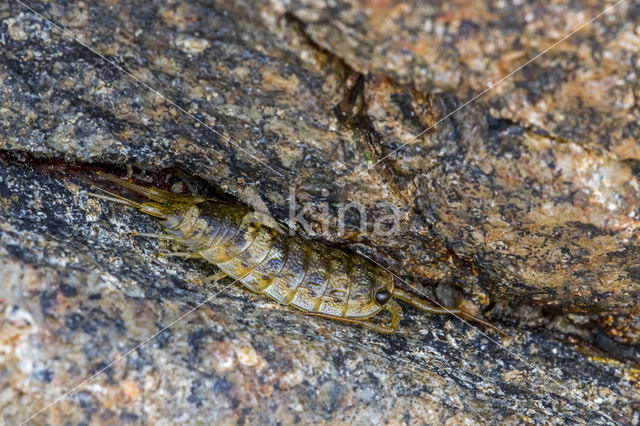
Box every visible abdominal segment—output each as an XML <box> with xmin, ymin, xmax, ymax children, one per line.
<box><xmin>193</xmin><ymin>202</ymin><xmax>385</xmax><ymax>319</ymax></box>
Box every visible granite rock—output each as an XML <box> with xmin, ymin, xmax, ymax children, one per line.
<box><xmin>283</xmin><ymin>0</ymin><xmax>640</xmax><ymax>159</ymax></box>
<box><xmin>0</xmin><ymin>160</ymin><xmax>636</xmax><ymax>425</ymax></box>
<box><xmin>2</xmin><ymin>0</ymin><xmax>640</xmax><ymax>316</ymax></box>
<box><xmin>1</xmin><ymin>0</ymin><xmax>640</xmax><ymax>423</ymax></box>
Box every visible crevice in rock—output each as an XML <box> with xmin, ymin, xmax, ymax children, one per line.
<box><xmin>281</xmin><ymin>12</ymin><xmax>406</xmax><ymax>195</ymax></box>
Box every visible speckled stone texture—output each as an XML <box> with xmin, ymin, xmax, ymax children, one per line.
<box><xmin>0</xmin><ymin>162</ymin><xmax>636</xmax><ymax>425</ymax></box>
<box><xmin>283</xmin><ymin>0</ymin><xmax>640</xmax><ymax>160</ymax></box>
<box><xmin>1</xmin><ymin>0</ymin><xmax>640</xmax><ymax>423</ymax></box>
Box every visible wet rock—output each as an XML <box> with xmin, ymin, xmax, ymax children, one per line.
<box><xmin>360</xmin><ymin>75</ymin><xmax>640</xmax><ymax>313</ymax></box>
<box><xmin>1</xmin><ymin>0</ymin><xmax>640</xmax><ymax>422</ymax></box>
<box><xmin>0</xmin><ymin>0</ymin><xmax>465</xmax><ymax>298</ymax></box>
<box><xmin>0</xmin><ymin>160</ymin><xmax>636</xmax><ymax>425</ymax></box>
<box><xmin>282</xmin><ymin>0</ymin><xmax>640</xmax><ymax>160</ymax></box>
<box><xmin>2</xmin><ymin>0</ymin><xmax>638</xmax><ymax>320</ymax></box>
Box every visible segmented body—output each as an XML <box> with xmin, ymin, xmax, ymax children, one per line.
<box><xmin>92</xmin><ymin>172</ymin><xmax>503</xmax><ymax>335</ymax></box>
<box><xmin>166</xmin><ymin>201</ymin><xmax>391</xmax><ymax>319</ymax></box>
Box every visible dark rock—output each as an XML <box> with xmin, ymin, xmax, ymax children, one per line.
<box><xmin>1</xmin><ymin>0</ymin><xmax>640</xmax><ymax>423</ymax></box>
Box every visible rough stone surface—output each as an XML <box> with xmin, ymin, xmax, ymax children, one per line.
<box><xmin>284</xmin><ymin>0</ymin><xmax>640</xmax><ymax>160</ymax></box>
<box><xmin>363</xmin><ymin>76</ymin><xmax>640</xmax><ymax>314</ymax></box>
<box><xmin>0</xmin><ymin>0</ymin><xmax>469</xmax><ymax>303</ymax></box>
<box><xmin>1</xmin><ymin>0</ymin><xmax>640</xmax><ymax>423</ymax></box>
<box><xmin>0</xmin><ymin>161</ymin><xmax>637</xmax><ymax>425</ymax></box>
<box><xmin>1</xmin><ymin>0</ymin><xmax>640</xmax><ymax>315</ymax></box>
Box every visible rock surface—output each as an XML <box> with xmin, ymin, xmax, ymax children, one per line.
<box><xmin>285</xmin><ymin>0</ymin><xmax>640</xmax><ymax>159</ymax></box>
<box><xmin>2</xmin><ymin>0</ymin><xmax>640</xmax><ymax>315</ymax></box>
<box><xmin>0</xmin><ymin>160</ymin><xmax>636</xmax><ymax>425</ymax></box>
<box><xmin>1</xmin><ymin>0</ymin><xmax>640</xmax><ymax>423</ymax></box>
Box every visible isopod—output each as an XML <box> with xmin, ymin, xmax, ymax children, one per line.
<box><xmin>91</xmin><ymin>172</ymin><xmax>503</xmax><ymax>335</ymax></box>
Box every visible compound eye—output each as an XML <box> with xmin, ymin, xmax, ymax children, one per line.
<box><xmin>374</xmin><ymin>289</ymin><xmax>391</xmax><ymax>305</ymax></box>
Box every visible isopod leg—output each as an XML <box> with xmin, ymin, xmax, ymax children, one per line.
<box><xmin>131</xmin><ymin>231</ymin><xmax>177</xmax><ymax>240</ymax></box>
<box><xmin>300</xmin><ymin>311</ymin><xmax>390</xmax><ymax>332</ymax></box>
<box><xmin>158</xmin><ymin>252</ymin><xmax>202</xmax><ymax>258</ymax></box>
<box><xmin>203</xmin><ymin>271</ymin><xmax>228</xmax><ymax>283</ymax></box>
<box><xmin>392</xmin><ymin>288</ymin><xmax>506</xmax><ymax>336</ymax></box>
<box><xmin>300</xmin><ymin>300</ymin><xmax>403</xmax><ymax>334</ymax></box>
<box><xmin>383</xmin><ymin>300</ymin><xmax>403</xmax><ymax>331</ymax></box>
